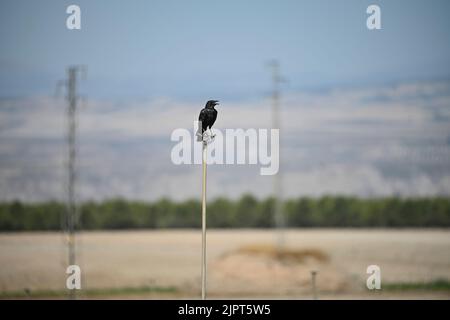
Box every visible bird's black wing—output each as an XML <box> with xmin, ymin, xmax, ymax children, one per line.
<box><xmin>210</xmin><ymin>109</ymin><xmax>218</xmax><ymax>128</ymax></box>
<box><xmin>198</xmin><ymin>108</ymin><xmax>209</xmax><ymax>131</ymax></box>
<box><xmin>198</xmin><ymin>108</ymin><xmax>207</xmax><ymax>122</ymax></box>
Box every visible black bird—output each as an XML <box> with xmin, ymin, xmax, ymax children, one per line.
<box><xmin>197</xmin><ymin>100</ymin><xmax>219</xmax><ymax>140</ymax></box>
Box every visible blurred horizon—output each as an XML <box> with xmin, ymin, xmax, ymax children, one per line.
<box><xmin>1</xmin><ymin>79</ymin><xmax>450</xmax><ymax>202</ymax></box>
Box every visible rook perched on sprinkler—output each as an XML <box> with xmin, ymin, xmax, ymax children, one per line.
<box><xmin>197</xmin><ymin>100</ymin><xmax>219</xmax><ymax>143</ymax></box>
<box><xmin>197</xmin><ymin>99</ymin><xmax>219</xmax><ymax>300</ymax></box>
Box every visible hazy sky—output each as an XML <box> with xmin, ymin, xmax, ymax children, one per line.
<box><xmin>1</xmin><ymin>0</ymin><xmax>450</xmax><ymax>100</ymax></box>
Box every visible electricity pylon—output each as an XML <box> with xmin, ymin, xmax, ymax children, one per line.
<box><xmin>267</xmin><ymin>60</ymin><xmax>286</xmax><ymax>248</ymax></box>
<box><xmin>57</xmin><ymin>65</ymin><xmax>86</xmax><ymax>299</ymax></box>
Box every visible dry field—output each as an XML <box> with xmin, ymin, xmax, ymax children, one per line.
<box><xmin>0</xmin><ymin>229</ymin><xmax>449</xmax><ymax>299</ymax></box>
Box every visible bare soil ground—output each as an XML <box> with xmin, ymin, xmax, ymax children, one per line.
<box><xmin>0</xmin><ymin>229</ymin><xmax>449</xmax><ymax>299</ymax></box>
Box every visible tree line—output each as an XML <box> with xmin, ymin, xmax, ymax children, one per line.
<box><xmin>0</xmin><ymin>195</ymin><xmax>449</xmax><ymax>231</ymax></box>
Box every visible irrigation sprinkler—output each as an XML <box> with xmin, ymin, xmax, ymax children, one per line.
<box><xmin>197</xmin><ymin>100</ymin><xmax>219</xmax><ymax>300</ymax></box>
<box><xmin>201</xmin><ymin>138</ymin><xmax>207</xmax><ymax>300</ymax></box>
<box><xmin>200</xmin><ymin>131</ymin><xmax>215</xmax><ymax>300</ymax></box>
<box><xmin>200</xmin><ymin>129</ymin><xmax>217</xmax><ymax>300</ymax></box>
<box><xmin>311</xmin><ymin>270</ymin><xmax>318</xmax><ymax>300</ymax></box>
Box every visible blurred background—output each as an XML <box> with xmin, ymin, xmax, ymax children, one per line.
<box><xmin>0</xmin><ymin>0</ymin><xmax>449</xmax><ymax>299</ymax></box>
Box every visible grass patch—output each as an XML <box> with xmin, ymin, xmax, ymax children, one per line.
<box><xmin>0</xmin><ymin>285</ymin><xmax>178</xmax><ymax>299</ymax></box>
<box><xmin>384</xmin><ymin>279</ymin><xmax>450</xmax><ymax>292</ymax></box>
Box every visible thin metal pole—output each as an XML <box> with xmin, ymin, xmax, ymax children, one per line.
<box><xmin>201</xmin><ymin>141</ymin><xmax>207</xmax><ymax>300</ymax></box>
